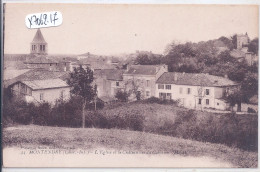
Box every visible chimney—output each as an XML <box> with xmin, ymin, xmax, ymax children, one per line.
<box><xmin>174</xmin><ymin>73</ymin><xmax>178</xmax><ymax>81</ymax></box>
<box><xmin>164</xmin><ymin>64</ymin><xmax>168</xmax><ymax>72</ymax></box>
<box><xmin>155</xmin><ymin>66</ymin><xmax>159</xmax><ymax>73</ymax></box>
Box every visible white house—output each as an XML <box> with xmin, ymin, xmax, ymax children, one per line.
<box><xmin>156</xmin><ymin>72</ymin><xmax>239</xmax><ymax>110</ymax></box>
<box><xmin>10</xmin><ymin>79</ymin><xmax>71</xmax><ymax>104</ymax></box>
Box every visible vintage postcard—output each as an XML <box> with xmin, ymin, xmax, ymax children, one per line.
<box><xmin>1</xmin><ymin>2</ymin><xmax>259</xmax><ymax>169</ymax></box>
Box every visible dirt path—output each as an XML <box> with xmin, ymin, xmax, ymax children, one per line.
<box><xmin>3</xmin><ymin>147</ymin><xmax>234</xmax><ymax>168</ymax></box>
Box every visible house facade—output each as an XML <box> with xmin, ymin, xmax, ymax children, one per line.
<box><xmin>94</xmin><ymin>69</ymin><xmax>125</xmax><ymax>101</ymax></box>
<box><xmin>10</xmin><ymin>79</ymin><xmax>70</xmax><ymax>104</ymax></box>
<box><xmin>156</xmin><ymin>72</ymin><xmax>239</xmax><ymax>110</ymax></box>
<box><xmin>123</xmin><ymin>65</ymin><xmax>168</xmax><ymax>99</ymax></box>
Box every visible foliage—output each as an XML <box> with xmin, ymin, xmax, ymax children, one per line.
<box><xmin>224</xmin><ymin>90</ymin><xmax>243</xmax><ymax>111</ymax></box>
<box><xmin>3</xmin><ymin>99</ymin><xmax>258</xmax><ymax>151</ymax></box>
<box><xmin>115</xmin><ymin>90</ymin><xmax>129</xmax><ymax>102</ymax></box>
<box><xmin>67</xmin><ymin>65</ymin><xmax>96</xmax><ymax>102</ymax></box>
<box><xmin>142</xmin><ymin>96</ymin><xmax>178</xmax><ymax>104</ymax></box>
<box><xmin>67</xmin><ymin>65</ymin><xmax>97</xmax><ymax>128</ymax></box>
<box><xmin>241</xmin><ymin>72</ymin><xmax>258</xmax><ymax>102</ymax></box>
<box><xmin>135</xmin><ymin>52</ymin><xmax>162</xmax><ymax>65</ymax></box>
<box><xmin>231</xmin><ymin>34</ymin><xmax>237</xmax><ymax>49</ymax></box>
<box><xmin>248</xmin><ymin>38</ymin><xmax>259</xmax><ymax>55</ymax></box>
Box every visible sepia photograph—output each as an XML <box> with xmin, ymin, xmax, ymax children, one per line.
<box><xmin>1</xmin><ymin>2</ymin><xmax>259</xmax><ymax>169</ymax></box>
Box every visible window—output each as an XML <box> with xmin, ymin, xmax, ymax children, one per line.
<box><xmin>40</xmin><ymin>45</ymin><xmax>42</xmax><ymax>51</ymax></box>
<box><xmin>60</xmin><ymin>90</ymin><xmax>65</xmax><ymax>99</ymax></box>
<box><xmin>146</xmin><ymin>91</ymin><xmax>150</xmax><ymax>97</ymax></box>
<box><xmin>166</xmin><ymin>85</ymin><xmax>171</xmax><ymax>90</ymax></box>
<box><xmin>205</xmin><ymin>89</ymin><xmax>210</xmax><ymax>95</ymax></box>
<box><xmin>179</xmin><ymin>87</ymin><xmax>183</xmax><ymax>94</ymax></box>
<box><xmin>159</xmin><ymin>92</ymin><xmax>166</xmax><ymax>99</ymax></box>
<box><xmin>198</xmin><ymin>98</ymin><xmax>202</xmax><ymax>105</ymax></box>
<box><xmin>206</xmin><ymin>99</ymin><xmax>209</xmax><ymax>105</ymax></box>
<box><xmin>166</xmin><ymin>93</ymin><xmax>172</xmax><ymax>100</ymax></box>
<box><xmin>158</xmin><ymin>84</ymin><xmax>164</xmax><ymax>89</ymax></box>
<box><xmin>187</xmin><ymin>88</ymin><xmax>191</xmax><ymax>94</ymax></box>
<box><xmin>43</xmin><ymin>45</ymin><xmax>45</xmax><ymax>51</ymax></box>
<box><xmin>32</xmin><ymin>45</ymin><xmax>34</xmax><ymax>50</ymax></box>
<box><xmin>116</xmin><ymin>81</ymin><xmax>119</xmax><ymax>87</ymax></box>
<box><xmin>40</xmin><ymin>93</ymin><xmax>44</xmax><ymax>101</ymax></box>
<box><xmin>146</xmin><ymin>80</ymin><xmax>150</xmax><ymax>87</ymax></box>
<box><xmin>217</xmin><ymin>103</ymin><xmax>219</xmax><ymax>106</ymax></box>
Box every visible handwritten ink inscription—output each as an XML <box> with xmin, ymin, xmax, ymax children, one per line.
<box><xmin>25</xmin><ymin>11</ymin><xmax>62</xmax><ymax>29</ymax></box>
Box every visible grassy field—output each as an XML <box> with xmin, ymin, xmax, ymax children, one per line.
<box><xmin>3</xmin><ymin>125</ymin><xmax>258</xmax><ymax>168</ymax></box>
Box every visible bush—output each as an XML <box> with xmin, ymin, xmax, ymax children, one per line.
<box><xmin>115</xmin><ymin>90</ymin><xmax>128</xmax><ymax>102</ymax></box>
<box><xmin>248</xmin><ymin>107</ymin><xmax>256</xmax><ymax>113</ymax></box>
<box><xmin>143</xmin><ymin>96</ymin><xmax>178</xmax><ymax>105</ymax></box>
<box><xmin>86</xmin><ymin>99</ymin><xmax>105</xmax><ymax>110</ymax></box>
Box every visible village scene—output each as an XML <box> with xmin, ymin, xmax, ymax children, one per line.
<box><xmin>2</xmin><ymin>4</ymin><xmax>259</xmax><ymax>168</ymax></box>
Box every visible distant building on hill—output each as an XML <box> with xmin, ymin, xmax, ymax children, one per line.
<box><xmin>237</xmin><ymin>33</ymin><xmax>249</xmax><ymax>50</ymax></box>
<box><xmin>230</xmin><ymin>32</ymin><xmax>258</xmax><ymax>66</ymax></box>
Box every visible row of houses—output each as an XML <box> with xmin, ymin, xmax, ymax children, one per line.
<box><xmin>4</xmin><ymin>63</ymin><xmax>240</xmax><ymax>111</ymax></box>
<box><xmin>4</xmin><ymin>29</ymin><xmax>240</xmax><ymax>111</ymax></box>
<box><xmin>94</xmin><ymin>65</ymin><xmax>239</xmax><ymax>111</ymax></box>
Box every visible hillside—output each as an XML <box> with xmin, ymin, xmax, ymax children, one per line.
<box><xmin>3</xmin><ymin>125</ymin><xmax>257</xmax><ymax>167</ymax></box>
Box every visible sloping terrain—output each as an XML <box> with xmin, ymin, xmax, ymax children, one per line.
<box><xmin>3</xmin><ymin>125</ymin><xmax>257</xmax><ymax>168</ymax></box>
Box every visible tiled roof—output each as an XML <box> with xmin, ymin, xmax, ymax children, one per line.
<box><xmin>124</xmin><ymin>65</ymin><xmax>163</xmax><ymax>75</ymax></box>
<box><xmin>230</xmin><ymin>49</ymin><xmax>246</xmax><ymax>58</ymax></box>
<box><xmin>31</xmin><ymin>29</ymin><xmax>47</xmax><ymax>44</ymax></box>
<box><xmin>4</xmin><ymin>69</ymin><xmax>31</xmax><ymax>80</ymax></box>
<box><xmin>5</xmin><ymin>68</ymin><xmax>69</xmax><ymax>87</ymax></box>
<box><xmin>21</xmin><ymin>79</ymin><xmax>69</xmax><ymax>90</ymax></box>
<box><xmin>156</xmin><ymin>72</ymin><xmax>238</xmax><ymax>87</ymax></box>
<box><xmin>24</xmin><ymin>56</ymin><xmax>58</xmax><ymax>64</ymax></box>
<box><xmin>94</xmin><ymin>69</ymin><xmax>124</xmax><ymax>81</ymax></box>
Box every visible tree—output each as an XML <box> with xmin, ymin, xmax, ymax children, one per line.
<box><xmin>67</xmin><ymin>66</ymin><xmax>96</xmax><ymax>128</ymax></box>
<box><xmin>225</xmin><ymin>90</ymin><xmax>243</xmax><ymax>112</ymax></box>
<box><xmin>124</xmin><ymin>77</ymin><xmax>144</xmax><ymax>101</ymax></box>
<box><xmin>218</xmin><ymin>36</ymin><xmax>234</xmax><ymax>50</ymax></box>
<box><xmin>241</xmin><ymin>72</ymin><xmax>258</xmax><ymax>102</ymax></box>
<box><xmin>136</xmin><ymin>54</ymin><xmax>150</xmax><ymax>65</ymax></box>
<box><xmin>115</xmin><ymin>90</ymin><xmax>129</xmax><ymax>102</ymax></box>
<box><xmin>248</xmin><ymin>38</ymin><xmax>259</xmax><ymax>55</ymax></box>
<box><xmin>231</xmin><ymin>34</ymin><xmax>237</xmax><ymax>49</ymax></box>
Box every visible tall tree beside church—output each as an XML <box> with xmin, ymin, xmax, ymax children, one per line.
<box><xmin>231</xmin><ymin>34</ymin><xmax>237</xmax><ymax>49</ymax></box>
<box><xmin>67</xmin><ymin>66</ymin><xmax>96</xmax><ymax>128</ymax></box>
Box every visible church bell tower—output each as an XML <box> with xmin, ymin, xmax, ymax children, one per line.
<box><xmin>30</xmin><ymin>29</ymin><xmax>48</xmax><ymax>55</ymax></box>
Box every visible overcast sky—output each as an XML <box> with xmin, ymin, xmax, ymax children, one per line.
<box><xmin>4</xmin><ymin>4</ymin><xmax>259</xmax><ymax>55</ymax></box>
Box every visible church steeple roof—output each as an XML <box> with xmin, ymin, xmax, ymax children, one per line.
<box><xmin>31</xmin><ymin>29</ymin><xmax>47</xmax><ymax>44</ymax></box>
